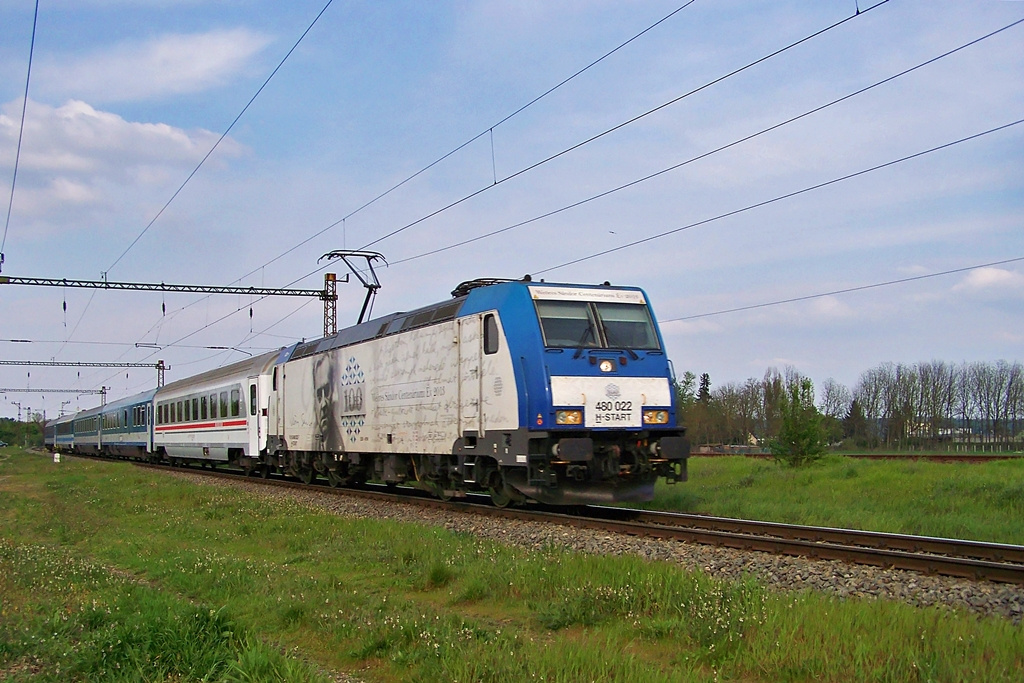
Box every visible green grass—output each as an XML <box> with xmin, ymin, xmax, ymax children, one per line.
<box><xmin>650</xmin><ymin>455</ymin><xmax>1024</xmax><ymax>545</ymax></box>
<box><xmin>2</xmin><ymin>449</ymin><xmax>1022</xmax><ymax>682</ymax></box>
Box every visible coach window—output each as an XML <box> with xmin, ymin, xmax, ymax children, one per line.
<box><xmin>230</xmin><ymin>389</ymin><xmax>240</xmax><ymax>417</ymax></box>
<box><xmin>201</xmin><ymin>396</ymin><xmax>208</xmax><ymax>420</ymax></box>
<box><xmin>184</xmin><ymin>400</ymin><xmax>191</xmax><ymax>422</ymax></box>
<box><xmin>249</xmin><ymin>384</ymin><xmax>257</xmax><ymax>416</ymax></box>
<box><xmin>170</xmin><ymin>403</ymin><xmax>176</xmax><ymax>423</ymax></box>
<box><xmin>220</xmin><ymin>391</ymin><xmax>229</xmax><ymax>418</ymax></box>
<box><xmin>484</xmin><ymin>314</ymin><xmax>499</xmax><ymax>355</ymax></box>
<box><xmin>210</xmin><ymin>394</ymin><xmax>218</xmax><ymax>418</ymax></box>
<box><xmin>192</xmin><ymin>398</ymin><xmax>199</xmax><ymax>421</ymax></box>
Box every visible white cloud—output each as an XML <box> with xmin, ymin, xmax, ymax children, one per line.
<box><xmin>35</xmin><ymin>29</ymin><xmax>272</xmax><ymax>102</ymax></box>
<box><xmin>808</xmin><ymin>296</ymin><xmax>854</xmax><ymax>319</ymax></box>
<box><xmin>952</xmin><ymin>267</ymin><xmax>1024</xmax><ymax>292</ymax></box>
<box><xmin>0</xmin><ymin>98</ymin><xmax>245</xmax><ymax>231</ymax></box>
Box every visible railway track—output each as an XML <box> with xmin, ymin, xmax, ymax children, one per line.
<box><xmin>693</xmin><ymin>452</ymin><xmax>1023</xmax><ymax>463</ymax></box>
<box><xmin>133</xmin><ymin>459</ymin><xmax>1024</xmax><ymax>586</ymax></box>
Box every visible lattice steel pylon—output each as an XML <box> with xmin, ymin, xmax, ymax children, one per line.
<box><xmin>323</xmin><ymin>272</ymin><xmax>337</xmax><ymax>337</ymax></box>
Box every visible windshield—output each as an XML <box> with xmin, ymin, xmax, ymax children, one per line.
<box><xmin>535</xmin><ymin>300</ymin><xmax>600</xmax><ymax>348</ymax></box>
<box><xmin>595</xmin><ymin>302</ymin><xmax>660</xmax><ymax>350</ymax></box>
<box><xmin>536</xmin><ymin>299</ymin><xmax>661</xmax><ymax>351</ymax></box>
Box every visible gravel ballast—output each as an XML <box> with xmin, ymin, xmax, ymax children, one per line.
<box><xmin>170</xmin><ymin>472</ymin><xmax>1024</xmax><ymax>625</ymax></box>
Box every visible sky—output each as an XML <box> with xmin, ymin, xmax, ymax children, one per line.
<box><xmin>0</xmin><ymin>0</ymin><xmax>1022</xmax><ymax>420</ymax></box>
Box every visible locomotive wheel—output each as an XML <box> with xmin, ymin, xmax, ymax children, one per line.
<box><xmin>299</xmin><ymin>467</ymin><xmax>315</xmax><ymax>485</ymax></box>
<box><xmin>259</xmin><ymin>464</ymin><xmax>271</xmax><ymax>479</ymax></box>
<box><xmin>327</xmin><ymin>470</ymin><xmax>347</xmax><ymax>488</ymax></box>
<box><xmin>489</xmin><ymin>485</ymin><xmax>512</xmax><ymax>508</ymax></box>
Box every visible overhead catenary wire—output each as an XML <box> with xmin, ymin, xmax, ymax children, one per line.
<box><xmin>86</xmin><ymin>0</ymin><xmax>705</xmax><ymax>382</ymax></box>
<box><xmin>385</xmin><ymin>16</ymin><xmax>1024</xmax><ymax>268</ymax></box>
<box><xmin>89</xmin><ymin>295</ymin><xmax>320</xmax><ymax>395</ymax></box>
<box><xmin>22</xmin><ymin>1</ymin><xmax>1007</xmax><ymax>405</ymax></box>
<box><xmin>105</xmin><ymin>115</ymin><xmax>1024</xmax><ymax>392</ymax></box>
<box><xmin>104</xmin><ymin>0</ymin><xmax>337</xmax><ymax>276</ymax></box>
<box><xmin>210</xmin><ymin>0</ymin><xmax>897</xmax><ymax>341</ymax></box>
<box><xmin>240</xmin><ymin>3</ymin><xmax>998</xmax><ymax>336</ymax></box>
<box><xmin>1</xmin><ymin>0</ymin><xmax>40</xmax><ymax>273</ymax></box>
<box><xmin>219</xmin><ymin>1</ymin><xmax>701</xmax><ymax>284</ymax></box>
<box><xmin>530</xmin><ymin>118</ymin><xmax>1024</xmax><ymax>276</ymax></box>
<box><xmin>54</xmin><ymin>0</ymin><xmax>337</xmax><ymax>369</ymax></box>
<box><xmin>93</xmin><ymin>0</ymin><xmax>892</xmax><ymax>377</ymax></box>
<box><xmin>661</xmin><ymin>256</ymin><xmax>1024</xmax><ymax>323</ymax></box>
<box><xmin>0</xmin><ymin>339</ymin><xmax>275</xmax><ymax>351</ymax></box>
<box><xmin>356</xmin><ymin>0</ymin><xmax>892</xmax><ymax>254</ymax></box>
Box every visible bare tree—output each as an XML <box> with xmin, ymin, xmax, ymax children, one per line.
<box><xmin>854</xmin><ymin>366</ymin><xmax>885</xmax><ymax>446</ymax></box>
<box><xmin>819</xmin><ymin>378</ymin><xmax>852</xmax><ymax>420</ymax></box>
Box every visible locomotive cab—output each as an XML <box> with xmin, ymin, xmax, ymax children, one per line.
<box><xmin>455</xmin><ymin>280</ymin><xmax>689</xmax><ymax>505</ymax></box>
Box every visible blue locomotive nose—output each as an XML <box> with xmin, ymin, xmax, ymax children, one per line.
<box><xmin>450</xmin><ymin>281</ymin><xmax>689</xmax><ymax>505</ymax></box>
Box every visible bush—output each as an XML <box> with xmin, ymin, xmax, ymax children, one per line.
<box><xmin>769</xmin><ymin>378</ymin><xmax>827</xmax><ymax>467</ymax></box>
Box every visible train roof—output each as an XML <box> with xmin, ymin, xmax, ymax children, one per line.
<box><xmin>289</xmin><ymin>295</ymin><xmax>469</xmax><ymax>362</ymax></box>
<box><xmin>46</xmin><ymin>413</ymin><xmax>75</xmax><ymax>427</ymax></box>
<box><xmin>284</xmin><ymin>278</ymin><xmax>651</xmax><ymax>363</ymax></box>
<box><xmin>157</xmin><ymin>349</ymin><xmax>281</xmax><ymax>395</ymax></box>
<box><xmin>101</xmin><ymin>388</ymin><xmax>158</xmax><ymax>412</ymax></box>
<box><xmin>63</xmin><ymin>388</ymin><xmax>158</xmax><ymax>421</ymax></box>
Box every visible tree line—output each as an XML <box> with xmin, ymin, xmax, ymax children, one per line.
<box><xmin>679</xmin><ymin>360</ymin><xmax>1024</xmax><ymax>451</ymax></box>
<box><xmin>0</xmin><ymin>416</ymin><xmax>44</xmax><ymax>448</ymax></box>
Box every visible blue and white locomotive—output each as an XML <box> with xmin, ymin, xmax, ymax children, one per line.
<box><xmin>47</xmin><ymin>278</ymin><xmax>689</xmax><ymax>505</ymax></box>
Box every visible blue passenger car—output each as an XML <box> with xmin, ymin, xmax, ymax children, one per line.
<box><xmin>96</xmin><ymin>389</ymin><xmax>157</xmax><ymax>458</ymax></box>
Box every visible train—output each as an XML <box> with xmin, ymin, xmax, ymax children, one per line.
<box><xmin>45</xmin><ymin>278</ymin><xmax>689</xmax><ymax>505</ymax></box>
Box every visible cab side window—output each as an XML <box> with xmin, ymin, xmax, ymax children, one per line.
<box><xmin>483</xmin><ymin>314</ymin><xmax>499</xmax><ymax>355</ymax></box>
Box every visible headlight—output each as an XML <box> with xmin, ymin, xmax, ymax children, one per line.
<box><xmin>643</xmin><ymin>410</ymin><xmax>670</xmax><ymax>425</ymax></box>
<box><xmin>555</xmin><ymin>410</ymin><xmax>583</xmax><ymax>425</ymax></box>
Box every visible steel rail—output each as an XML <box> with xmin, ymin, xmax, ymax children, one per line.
<box><xmin>692</xmin><ymin>453</ymin><xmax>1023</xmax><ymax>463</ymax></box>
<box><xmin>594</xmin><ymin>508</ymin><xmax>1024</xmax><ymax>565</ymax></box>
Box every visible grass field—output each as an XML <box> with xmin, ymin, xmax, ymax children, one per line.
<box><xmin>650</xmin><ymin>455</ymin><xmax>1024</xmax><ymax>545</ymax></box>
<box><xmin>1</xmin><ymin>449</ymin><xmax>1022</xmax><ymax>682</ymax></box>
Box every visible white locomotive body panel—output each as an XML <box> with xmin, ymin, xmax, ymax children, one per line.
<box><xmin>279</xmin><ymin>311</ymin><xmax>518</xmax><ymax>456</ymax></box>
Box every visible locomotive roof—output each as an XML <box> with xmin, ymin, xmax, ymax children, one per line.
<box><xmin>288</xmin><ymin>278</ymin><xmax>648</xmax><ymax>364</ymax></box>
<box><xmin>290</xmin><ymin>294</ymin><xmax>469</xmax><ymax>362</ymax></box>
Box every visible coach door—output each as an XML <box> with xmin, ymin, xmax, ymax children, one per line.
<box><xmin>247</xmin><ymin>377</ymin><xmax>259</xmax><ymax>457</ymax></box>
<box><xmin>457</xmin><ymin>315</ymin><xmax>483</xmax><ymax>437</ymax></box>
